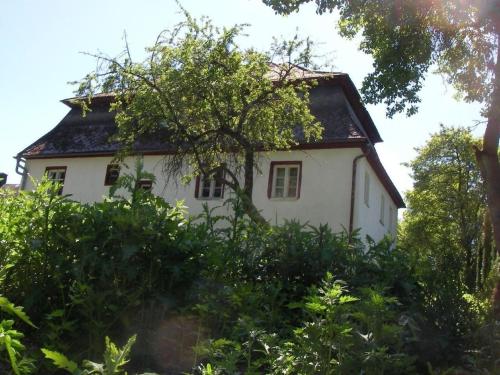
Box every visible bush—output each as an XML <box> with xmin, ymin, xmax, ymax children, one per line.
<box><xmin>0</xmin><ymin>179</ymin><xmax>203</xmax><ymax>363</ymax></box>
<box><xmin>0</xmin><ymin>178</ymin><xmax>496</xmax><ymax>374</ymax></box>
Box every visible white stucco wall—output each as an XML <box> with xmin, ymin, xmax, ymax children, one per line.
<box><xmin>352</xmin><ymin>158</ymin><xmax>398</xmax><ymax>242</ymax></box>
<box><xmin>23</xmin><ymin>147</ymin><xmax>397</xmax><ymax>242</ymax></box>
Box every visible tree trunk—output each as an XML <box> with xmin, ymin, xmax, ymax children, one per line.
<box><xmin>463</xmin><ymin>239</ymin><xmax>475</xmax><ymax>292</ymax></box>
<box><xmin>476</xmin><ymin>235</ymin><xmax>483</xmax><ymax>291</ymax></box>
<box><xmin>241</xmin><ymin>150</ymin><xmax>268</xmax><ymax>225</ymax></box>
<box><xmin>482</xmin><ymin>210</ymin><xmax>493</xmax><ymax>287</ymax></box>
<box><xmin>476</xmin><ymin>28</ymin><xmax>500</xmax><ymax>318</ymax></box>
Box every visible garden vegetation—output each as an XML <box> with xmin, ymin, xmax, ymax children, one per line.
<box><xmin>0</xmin><ymin>128</ymin><xmax>498</xmax><ymax>374</ymax></box>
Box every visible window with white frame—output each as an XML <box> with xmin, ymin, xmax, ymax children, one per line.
<box><xmin>379</xmin><ymin>194</ymin><xmax>385</xmax><ymax>225</ymax></box>
<box><xmin>45</xmin><ymin>167</ymin><xmax>67</xmax><ymax>195</ymax></box>
<box><xmin>364</xmin><ymin>171</ymin><xmax>370</xmax><ymax>207</ymax></box>
<box><xmin>268</xmin><ymin>162</ymin><xmax>301</xmax><ymax>199</ymax></box>
<box><xmin>196</xmin><ymin>169</ymin><xmax>224</xmax><ymax>199</ymax></box>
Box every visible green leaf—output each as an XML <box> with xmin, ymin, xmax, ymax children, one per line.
<box><xmin>5</xmin><ymin>335</ymin><xmax>20</xmax><ymax>375</ymax></box>
<box><xmin>339</xmin><ymin>295</ymin><xmax>359</xmax><ymax>304</ymax></box>
<box><xmin>0</xmin><ymin>296</ymin><xmax>36</xmax><ymax>328</ymax></box>
<box><xmin>102</xmin><ymin>335</ymin><xmax>136</xmax><ymax>373</ymax></box>
<box><xmin>286</xmin><ymin>301</ymin><xmax>304</xmax><ymax>309</ymax></box>
<box><xmin>305</xmin><ymin>302</ymin><xmax>326</xmax><ymax>313</ymax></box>
<box><xmin>0</xmin><ymin>264</ymin><xmax>13</xmax><ymax>282</ymax></box>
<box><xmin>47</xmin><ymin>309</ymin><xmax>65</xmax><ymax>319</ymax></box>
<box><xmin>41</xmin><ymin>348</ymin><xmax>79</xmax><ymax>373</ymax></box>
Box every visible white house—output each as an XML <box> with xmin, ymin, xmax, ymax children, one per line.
<box><xmin>15</xmin><ymin>70</ymin><xmax>404</xmax><ymax>242</ymax></box>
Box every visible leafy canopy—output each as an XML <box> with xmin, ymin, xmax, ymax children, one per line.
<box><xmin>263</xmin><ymin>0</ymin><xmax>497</xmax><ymax>117</ymax></box>
<box><xmin>75</xmin><ymin>10</ymin><xmax>322</xmax><ymax>190</ymax></box>
<box><xmin>400</xmin><ymin>126</ymin><xmax>488</xmax><ymax>291</ymax></box>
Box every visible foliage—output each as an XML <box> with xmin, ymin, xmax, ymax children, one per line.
<box><xmin>399</xmin><ymin>126</ymin><xmax>498</xmax><ymax>370</ymax></box>
<box><xmin>263</xmin><ymin>0</ymin><xmax>497</xmax><ymax>117</ymax></box>
<box><xmin>108</xmin><ymin>157</ymin><xmax>156</xmax><ymax>204</ymax></box>
<box><xmin>42</xmin><ymin>335</ymin><xmax>157</xmax><ymax>375</ymax></box>
<box><xmin>262</xmin><ymin>0</ymin><xmax>500</xmax><ymax>320</ymax></box>
<box><xmin>190</xmin><ymin>202</ymin><xmax>420</xmax><ymax>374</ymax></box>
<box><xmin>196</xmin><ymin>272</ymin><xmax>416</xmax><ymax>375</ymax></box>
<box><xmin>0</xmin><ymin>175</ymin><xmax>203</xmax><ymax>366</ymax></box>
<box><xmin>1</xmin><ymin>165</ymin><xmax>498</xmax><ymax>373</ymax></box>
<box><xmin>0</xmin><ymin>295</ymin><xmax>36</xmax><ymax>375</ymax></box>
<box><xmin>74</xmin><ymin>9</ymin><xmax>322</xmax><ymax>222</ymax></box>
<box><xmin>269</xmin><ymin>274</ymin><xmax>415</xmax><ymax>375</ymax></box>
<box><xmin>401</xmin><ymin>126</ymin><xmax>489</xmax><ymax>291</ymax></box>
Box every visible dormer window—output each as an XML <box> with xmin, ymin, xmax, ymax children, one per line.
<box><xmin>104</xmin><ymin>164</ymin><xmax>120</xmax><ymax>186</ymax></box>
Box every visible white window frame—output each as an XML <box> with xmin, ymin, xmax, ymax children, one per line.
<box><xmin>197</xmin><ymin>170</ymin><xmax>224</xmax><ymax>200</ymax></box>
<box><xmin>269</xmin><ymin>162</ymin><xmax>301</xmax><ymax>200</ymax></box>
<box><xmin>45</xmin><ymin>167</ymin><xmax>67</xmax><ymax>195</ymax></box>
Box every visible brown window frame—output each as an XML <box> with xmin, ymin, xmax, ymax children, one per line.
<box><xmin>267</xmin><ymin>161</ymin><xmax>302</xmax><ymax>199</ymax></box>
<box><xmin>45</xmin><ymin>166</ymin><xmax>67</xmax><ymax>195</ymax></box>
<box><xmin>104</xmin><ymin>164</ymin><xmax>121</xmax><ymax>186</ymax></box>
<box><xmin>194</xmin><ymin>169</ymin><xmax>225</xmax><ymax>200</ymax></box>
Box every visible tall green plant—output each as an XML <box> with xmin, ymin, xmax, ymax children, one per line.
<box><xmin>269</xmin><ymin>274</ymin><xmax>415</xmax><ymax>375</ymax></box>
<box><xmin>0</xmin><ymin>178</ymin><xmax>78</xmax><ymax>317</ymax></box>
<box><xmin>0</xmin><ymin>296</ymin><xmax>36</xmax><ymax>375</ymax></box>
<box><xmin>42</xmin><ymin>335</ymin><xmax>157</xmax><ymax>375</ymax></box>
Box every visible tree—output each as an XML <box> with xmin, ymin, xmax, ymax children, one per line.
<box><xmin>74</xmin><ymin>12</ymin><xmax>321</xmax><ymax>224</ymax></box>
<box><xmin>398</xmin><ymin>126</ymin><xmax>495</xmax><ymax>363</ymax></box>
<box><xmin>400</xmin><ymin>126</ymin><xmax>491</xmax><ymax>292</ymax></box>
<box><xmin>263</xmin><ymin>0</ymin><xmax>500</xmax><ymax>315</ymax></box>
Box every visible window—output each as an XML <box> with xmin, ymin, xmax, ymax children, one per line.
<box><xmin>136</xmin><ymin>179</ymin><xmax>153</xmax><ymax>191</ymax></box>
<box><xmin>379</xmin><ymin>194</ymin><xmax>385</xmax><ymax>225</ymax></box>
<box><xmin>267</xmin><ymin>161</ymin><xmax>302</xmax><ymax>199</ymax></box>
<box><xmin>364</xmin><ymin>172</ymin><xmax>370</xmax><ymax>207</ymax></box>
<box><xmin>195</xmin><ymin>169</ymin><xmax>224</xmax><ymax>199</ymax></box>
<box><xmin>388</xmin><ymin>206</ymin><xmax>394</xmax><ymax>232</ymax></box>
<box><xmin>104</xmin><ymin>164</ymin><xmax>120</xmax><ymax>186</ymax></box>
<box><xmin>45</xmin><ymin>167</ymin><xmax>67</xmax><ymax>195</ymax></box>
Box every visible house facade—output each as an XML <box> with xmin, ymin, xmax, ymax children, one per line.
<box><xmin>16</xmin><ymin>71</ymin><xmax>404</xmax><ymax>242</ymax></box>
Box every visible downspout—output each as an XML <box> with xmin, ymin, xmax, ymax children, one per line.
<box><xmin>14</xmin><ymin>156</ymin><xmax>28</xmax><ymax>190</ymax></box>
<box><xmin>348</xmin><ymin>146</ymin><xmax>371</xmax><ymax>243</ymax></box>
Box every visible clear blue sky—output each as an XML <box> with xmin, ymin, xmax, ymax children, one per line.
<box><xmin>0</xmin><ymin>0</ymin><xmax>485</xmax><ymax>196</ymax></box>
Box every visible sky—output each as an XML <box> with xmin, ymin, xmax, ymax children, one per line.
<box><xmin>0</xmin><ymin>0</ymin><xmax>485</xmax><ymax>198</ymax></box>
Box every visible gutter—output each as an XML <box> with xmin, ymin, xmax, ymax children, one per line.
<box><xmin>14</xmin><ymin>156</ymin><xmax>28</xmax><ymax>190</ymax></box>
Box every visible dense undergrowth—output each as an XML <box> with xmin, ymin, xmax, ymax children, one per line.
<box><xmin>0</xmin><ymin>179</ymin><xmax>498</xmax><ymax>374</ymax></box>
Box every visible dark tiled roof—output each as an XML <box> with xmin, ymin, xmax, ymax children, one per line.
<box><xmin>18</xmin><ymin>78</ymin><xmax>372</xmax><ymax>158</ymax></box>
<box><xmin>19</xmin><ymin>108</ymin><xmax>173</xmax><ymax>157</ymax></box>
<box><xmin>309</xmin><ymin>85</ymin><xmax>365</xmax><ymax>141</ymax></box>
